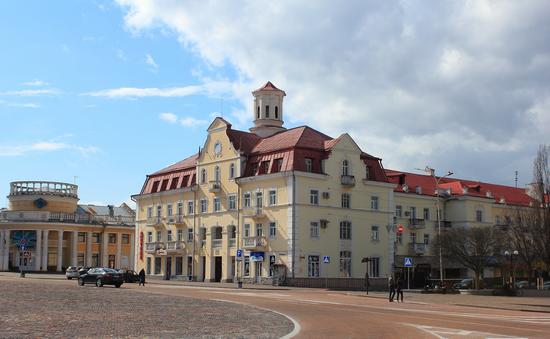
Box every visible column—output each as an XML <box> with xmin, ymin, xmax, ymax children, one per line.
<box><xmin>116</xmin><ymin>233</ymin><xmax>122</xmax><ymax>268</ymax></box>
<box><xmin>71</xmin><ymin>231</ymin><xmax>78</xmax><ymax>266</ymax></box>
<box><xmin>56</xmin><ymin>230</ymin><xmax>63</xmax><ymax>272</ymax></box>
<box><xmin>5</xmin><ymin>230</ymin><xmax>11</xmax><ymax>270</ymax></box>
<box><xmin>86</xmin><ymin>231</ymin><xmax>93</xmax><ymax>266</ymax></box>
<box><xmin>130</xmin><ymin>233</ymin><xmax>135</xmax><ymax>270</ymax></box>
<box><xmin>35</xmin><ymin>229</ymin><xmax>42</xmax><ymax>271</ymax></box>
<box><xmin>0</xmin><ymin>229</ymin><xmax>5</xmax><ymax>271</ymax></box>
<box><xmin>41</xmin><ymin>230</ymin><xmax>49</xmax><ymax>271</ymax></box>
<box><xmin>101</xmin><ymin>232</ymin><xmax>109</xmax><ymax>267</ymax></box>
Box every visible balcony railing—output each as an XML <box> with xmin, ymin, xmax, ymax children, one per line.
<box><xmin>146</xmin><ymin>216</ymin><xmax>162</xmax><ymax>226</ymax></box>
<box><xmin>166</xmin><ymin>241</ymin><xmax>185</xmax><ymax>253</ymax></box>
<box><xmin>145</xmin><ymin>242</ymin><xmax>164</xmax><ymax>253</ymax></box>
<box><xmin>409</xmin><ymin>242</ymin><xmax>428</xmax><ymax>255</ymax></box>
<box><xmin>229</xmin><ymin>238</ymin><xmax>236</xmax><ymax>248</ymax></box>
<box><xmin>10</xmin><ymin>181</ymin><xmax>78</xmax><ymax>198</ymax></box>
<box><xmin>243</xmin><ymin>236</ymin><xmax>267</xmax><ymax>250</ymax></box>
<box><xmin>209</xmin><ymin>181</ymin><xmax>221</xmax><ymax>193</ymax></box>
<box><xmin>166</xmin><ymin>214</ymin><xmax>185</xmax><ymax>225</ymax></box>
<box><xmin>340</xmin><ymin>175</ymin><xmax>356</xmax><ymax>187</ymax></box>
<box><xmin>0</xmin><ymin>211</ymin><xmax>134</xmax><ymax>225</ymax></box>
<box><xmin>242</xmin><ymin>207</ymin><xmax>265</xmax><ymax>218</ymax></box>
<box><xmin>212</xmin><ymin>239</ymin><xmax>222</xmax><ymax>249</ymax></box>
<box><xmin>407</xmin><ymin>218</ymin><xmax>426</xmax><ymax>229</ymax></box>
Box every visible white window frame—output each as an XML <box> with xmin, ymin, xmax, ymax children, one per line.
<box><xmin>177</xmin><ymin>229</ymin><xmax>184</xmax><ymax>242</ymax></box>
<box><xmin>341</xmin><ymin>193</ymin><xmax>351</xmax><ymax>208</ymax></box>
<box><xmin>228</xmin><ymin>194</ymin><xmax>236</xmax><ymax>210</ymax></box>
<box><xmin>200</xmin><ymin>199</ymin><xmax>207</xmax><ymax>213</ymax></box>
<box><xmin>229</xmin><ymin>163</ymin><xmax>235</xmax><ymax>179</ymax></box>
<box><xmin>243</xmin><ymin>193</ymin><xmax>251</xmax><ymax>208</ymax></box>
<box><xmin>269</xmin><ymin>190</ymin><xmax>277</xmax><ymax>206</ymax></box>
<box><xmin>305</xmin><ymin>158</ymin><xmax>312</xmax><ymax>172</ymax></box>
<box><xmin>395</xmin><ymin>205</ymin><xmax>402</xmax><ymax>217</ymax></box>
<box><xmin>187</xmin><ymin>201</ymin><xmax>194</xmax><ymax>215</ymax></box>
<box><xmin>370</xmin><ymin>196</ymin><xmax>379</xmax><ymax>210</ymax></box>
<box><xmin>167</xmin><ymin>230</ymin><xmax>173</xmax><ymax>242</ymax></box>
<box><xmin>167</xmin><ymin>204</ymin><xmax>173</xmax><ymax>217</ymax></box>
<box><xmin>269</xmin><ymin>222</ymin><xmax>276</xmax><ymax>238</ymax></box>
<box><xmin>310</xmin><ymin>190</ymin><xmax>319</xmax><ymax>205</ymax></box>
<box><xmin>213</xmin><ymin>197</ymin><xmax>221</xmax><ymax>212</ymax></box>
<box><xmin>371</xmin><ymin>225</ymin><xmax>379</xmax><ymax>241</ymax></box>
<box><xmin>310</xmin><ymin>221</ymin><xmax>320</xmax><ymax>238</ymax></box>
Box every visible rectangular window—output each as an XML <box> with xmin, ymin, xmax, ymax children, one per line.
<box><xmin>256</xmin><ymin>224</ymin><xmax>263</xmax><ymax>237</ymax></box>
<box><xmin>369</xmin><ymin>257</ymin><xmax>380</xmax><ymax>278</ymax></box>
<box><xmin>187</xmin><ymin>201</ymin><xmax>194</xmax><ymax>215</ymax></box>
<box><xmin>251</xmin><ymin>163</ymin><xmax>258</xmax><ymax>175</ymax></box>
<box><xmin>269</xmin><ymin>255</ymin><xmax>276</xmax><ymax>277</ymax></box>
<box><xmin>275</xmin><ymin>158</ymin><xmax>283</xmax><ymax>172</ymax></box>
<box><xmin>92</xmin><ymin>253</ymin><xmax>99</xmax><ymax>267</ymax></box>
<box><xmin>365</xmin><ymin>166</ymin><xmax>370</xmax><ymax>180</ymax></box>
<box><xmin>396</xmin><ymin>232</ymin><xmax>402</xmax><ymax>245</ymax></box>
<box><xmin>310</xmin><ymin>222</ymin><xmax>320</xmax><ymax>238</ymax></box>
<box><xmin>154</xmin><ymin>257</ymin><xmax>161</xmax><ymax>274</ymax></box>
<box><xmin>255</xmin><ymin>192</ymin><xmax>263</xmax><ymax>207</ymax></box>
<box><xmin>177</xmin><ymin>202</ymin><xmax>184</xmax><ymax>216</ymax></box>
<box><xmin>371</xmin><ymin>225</ymin><xmax>379</xmax><ymax>241</ymax></box>
<box><xmin>423</xmin><ymin>208</ymin><xmax>430</xmax><ymax>220</ymax></box>
<box><xmin>78</xmin><ymin>232</ymin><xmax>86</xmax><ymax>243</ymax></box>
<box><xmin>261</xmin><ymin>161</ymin><xmax>270</xmax><ymax>174</ymax></box>
<box><xmin>213</xmin><ymin>197</ymin><xmax>221</xmax><ymax>212</ymax></box>
<box><xmin>228</xmin><ymin>195</ymin><xmax>236</xmax><ymax>210</ymax></box>
<box><xmin>308</xmin><ymin>255</ymin><xmax>320</xmax><ymax>277</ymax></box>
<box><xmin>476</xmin><ymin>210</ymin><xmax>483</xmax><ymax>222</ymax></box>
<box><xmin>147</xmin><ymin>232</ymin><xmax>153</xmax><ymax>243</ymax></box>
<box><xmin>341</xmin><ymin>193</ymin><xmax>350</xmax><ymax>208</ymax></box>
<box><xmin>122</xmin><ymin>234</ymin><xmax>130</xmax><ymax>244</ymax></box>
<box><xmin>175</xmin><ymin>256</ymin><xmax>183</xmax><ymax>275</ymax></box>
<box><xmin>244</xmin><ymin>256</ymin><xmax>250</xmax><ymax>276</ymax></box>
<box><xmin>108</xmin><ymin>233</ymin><xmax>117</xmax><ymax>244</ymax></box>
<box><xmin>167</xmin><ymin>204</ymin><xmax>173</xmax><ymax>217</ymax></box>
<box><xmin>177</xmin><ymin>229</ymin><xmax>184</xmax><ymax>242</ymax></box>
<box><xmin>269</xmin><ymin>222</ymin><xmax>276</xmax><ymax>237</ymax></box>
<box><xmin>200</xmin><ymin>199</ymin><xmax>207</xmax><ymax>213</ymax></box>
<box><xmin>410</xmin><ymin>232</ymin><xmax>417</xmax><ymax>244</ymax></box>
<box><xmin>269</xmin><ymin>190</ymin><xmax>277</xmax><ymax>206</ymax></box>
<box><xmin>147</xmin><ymin>206</ymin><xmax>153</xmax><ymax>218</ymax></box>
<box><xmin>310</xmin><ymin>190</ymin><xmax>319</xmax><ymax>205</ymax></box>
<box><xmin>305</xmin><ymin>158</ymin><xmax>313</xmax><ymax>172</ymax></box>
<box><xmin>200</xmin><ymin>228</ymin><xmax>206</xmax><ymax>247</ymax></box>
<box><xmin>92</xmin><ymin>233</ymin><xmax>100</xmax><ymax>243</ymax></box>
<box><xmin>371</xmin><ymin>196</ymin><xmax>379</xmax><ymax>210</ymax></box>
<box><xmin>339</xmin><ymin>251</ymin><xmax>352</xmax><ymax>278</ymax></box>
<box><xmin>146</xmin><ymin>257</ymin><xmax>151</xmax><ymax>275</ymax></box>
<box><xmin>243</xmin><ymin>193</ymin><xmax>251</xmax><ymax>207</ymax></box>
<box><xmin>187</xmin><ymin>229</ymin><xmax>193</xmax><ymax>242</ymax></box>
<box><xmin>339</xmin><ymin>221</ymin><xmax>352</xmax><ymax>240</ymax></box>
<box><xmin>77</xmin><ymin>253</ymin><xmax>85</xmax><ymax>266</ymax></box>
<box><xmin>410</xmin><ymin>207</ymin><xmax>417</xmax><ymax>219</ymax></box>
<box><xmin>170</xmin><ymin>177</ymin><xmax>179</xmax><ymax>190</ymax></box>
<box><xmin>395</xmin><ymin>205</ymin><xmax>402</xmax><ymax>217</ymax></box>
<box><xmin>156</xmin><ymin>230</ymin><xmax>162</xmax><ymax>242</ymax></box>
<box><xmin>424</xmin><ymin>234</ymin><xmax>430</xmax><ymax>244</ymax></box>
<box><xmin>156</xmin><ymin>205</ymin><xmax>162</xmax><ymax>217</ymax></box>
<box><xmin>244</xmin><ymin>224</ymin><xmax>251</xmax><ymax>238</ymax></box>
<box><xmin>167</xmin><ymin>230</ymin><xmax>173</xmax><ymax>242</ymax></box>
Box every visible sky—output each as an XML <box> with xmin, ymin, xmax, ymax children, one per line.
<box><xmin>1</xmin><ymin>0</ymin><xmax>549</xmax><ymax>208</ymax></box>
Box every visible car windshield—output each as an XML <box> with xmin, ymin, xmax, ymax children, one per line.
<box><xmin>103</xmin><ymin>268</ymin><xmax>118</xmax><ymax>273</ymax></box>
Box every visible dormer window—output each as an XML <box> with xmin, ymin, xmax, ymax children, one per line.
<box><xmin>365</xmin><ymin>166</ymin><xmax>370</xmax><ymax>180</ymax></box>
<box><xmin>265</xmin><ymin>105</ymin><xmax>270</xmax><ymax>118</ymax></box>
<box><xmin>342</xmin><ymin>160</ymin><xmax>350</xmax><ymax>176</ymax></box>
<box><xmin>275</xmin><ymin>106</ymin><xmax>279</xmax><ymax>119</ymax></box>
<box><xmin>305</xmin><ymin>158</ymin><xmax>313</xmax><ymax>172</ymax></box>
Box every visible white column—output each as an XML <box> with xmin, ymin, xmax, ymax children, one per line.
<box><xmin>71</xmin><ymin>231</ymin><xmax>78</xmax><ymax>266</ymax></box>
<box><xmin>116</xmin><ymin>233</ymin><xmax>122</xmax><ymax>268</ymax></box>
<box><xmin>102</xmin><ymin>232</ymin><xmax>109</xmax><ymax>267</ymax></box>
<box><xmin>35</xmin><ymin>229</ymin><xmax>42</xmax><ymax>271</ymax></box>
<box><xmin>56</xmin><ymin>230</ymin><xmax>63</xmax><ymax>272</ymax></box>
<box><xmin>41</xmin><ymin>230</ymin><xmax>49</xmax><ymax>271</ymax></box>
<box><xmin>130</xmin><ymin>233</ymin><xmax>135</xmax><ymax>270</ymax></box>
<box><xmin>86</xmin><ymin>231</ymin><xmax>93</xmax><ymax>266</ymax></box>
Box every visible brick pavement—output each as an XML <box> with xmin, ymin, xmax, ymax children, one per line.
<box><xmin>0</xmin><ymin>276</ymin><xmax>293</xmax><ymax>338</ymax></box>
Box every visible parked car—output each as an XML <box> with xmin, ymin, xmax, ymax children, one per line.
<box><xmin>78</xmin><ymin>266</ymin><xmax>92</xmax><ymax>276</ymax></box>
<box><xmin>65</xmin><ymin>266</ymin><xmax>80</xmax><ymax>280</ymax></box>
<box><xmin>78</xmin><ymin>267</ymin><xmax>125</xmax><ymax>288</ymax></box>
<box><xmin>515</xmin><ymin>280</ymin><xmax>529</xmax><ymax>289</ymax></box>
<box><xmin>453</xmin><ymin>278</ymin><xmax>474</xmax><ymax>290</ymax></box>
<box><xmin>117</xmin><ymin>269</ymin><xmax>140</xmax><ymax>283</ymax></box>
<box><xmin>543</xmin><ymin>281</ymin><xmax>550</xmax><ymax>290</ymax></box>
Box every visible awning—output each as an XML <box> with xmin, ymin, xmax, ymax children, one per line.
<box><xmin>250</xmin><ymin>251</ymin><xmax>264</xmax><ymax>262</ymax></box>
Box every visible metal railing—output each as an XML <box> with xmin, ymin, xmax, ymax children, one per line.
<box><xmin>0</xmin><ymin>211</ymin><xmax>134</xmax><ymax>225</ymax></box>
<box><xmin>209</xmin><ymin>181</ymin><xmax>221</xmax><ymax>192</ymax></box>
<box><xmin>409</xmin><ymin>242</ymin><xmax>428</xmax><ymax>254</ymax></box>
<box><xmin>146</xmin><ymin>216</ymin><xmax>162</xmax><ymax>226</ymax></box>
<box><xmin>242</xmin><ymin>207</ymin><xmax>265</xmax><ymax>218</ymax></box>
<box><xmin>166</xmin><ymin>241</ymin><xmax>185</xmax><ymax>252</ymax></box>
<box><xmin>145</xmin><ymin>242</ymin><xmax>163</xmax><ymax>252</ymax></box>
<box><xmin>229</xmin><ymin>238</ymin><xmax>236</xmax><ymax>248</ymax></box>
<box><xmin>243</xmin><ymin>236</ymin><xmax>266</xmax><ymax>249</ymax></box>
<box><xmin>340</xmin><ymin>175</ymin><xmax>356</xmax><ymax>186</ymax></box>
<box><xmin>10</xmin><ymin>181</ymin><xmax>78</xmax><ymax>198</ymax></box>
<box><xmin>212</xmin><ymin>239</ymin><xmax>222</xmax><ymax>249</ymax></box>
<box><xmin>408</xmin><ymin>218</ymin><xmax>426</xmax><ymax>229</ymax></box>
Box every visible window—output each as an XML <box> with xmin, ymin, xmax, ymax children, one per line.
<box><xmin>371</xmin><ymin>226</ymin><xmax>379</xmax><ymax>241</ymax></box>
<box><xmin>146</xmin><ymin>257</ymin><xmax>151</xmax><ymax>275</ymax></box>
<box><xmin>122</xmin><ymin>234</ymin><xmax>130</xmax><ymax>244</ymax></box>
<box><xmin>308</xmin><ymin>256</ymin><xmax>320</xmax><ymax>277</ymax></box>
<box><xmin>495</xmin><ymin>215</ymin><xmax>501</xmax><ymax>225</ymax></box>
<box><xmin>160</xmin><ymin>179</ymin><xmax>169</xmax><ymax>191</ymax></box>
<box><xmin>257</xmin><ymin>106</ymin><xmax>260</xmax><ymax>119</ymax></box>
<box><xmin>201</xmin><ymin>168</ymin><xmax>207</xmax><ymax>184</ymax></box>
<box><xmin>255</xmin><ymin>192</ymin><xmax>263</xmax><ymax>207</ymax></box>
<box><xmin>269</xmin><ymin>255</ymin><xmax>276</xmax><ymax>277</ymax></box>
<box><xmin>310</xmin><ymin>222</ymin><xmax>320</xmax><ymax>238</ymax></box>
<box><xmin>269</xmin><ymin>222</ymin><xmax>276</xmax><ymax>237</ymax></box>
<box><xmin>265</xmin><ymin>105</ymin><xmax>270</xmax><ymax>117</ymax></box>
<box><xmin>167</xmin><ymin>204</ymin><xmax>173</xmax><ymax>217</ymax></box>
<box><xmin>244</xmin><ymin>256</ymin><xmax>250</xmax><ymax>276</ymax></box>
<box><xmin>244</xmin><ymin>224</ymin><xmax>251</xmax><ymax>237</ymax></box>
<box><xmin>214</xmin><ymin>166</ymin><xmax>220</xmax><ymax>182</ymax></box>
<box><xmin>365</xmin><ymin>166</ymin><xmax>370</xmax><ymax>180</ymax></box>
<box><xmin>310</xmin><ymin>190</ymin><xmax>319</xmax><ymax>205</ymax></box>
<box><xmin>187</xmin><ymin>201</ymin><xmax>194</xmax><ymax>215</ymax></box>
<box><xmin>423</xmin><ymin>208</ymin><xmax>430</xmax><ymax>220</ymax></box>
<box><xmin>341</xmin><ymin>193</ymin><xmax>351</xmax><ymax>208</ymax></box>
<box><xmin>256</xmin><ymin>224</ymin><xmax>263</xmax><ymax>237</ymax></box>
<box><xmin>339</xmin><ymin>251</ymin><xmax>352</xmax><ymax>278</ymax></box>
<box><xmin>213</xmin><ymin>197</ymin><xmax>221</xmax><ymax>212</ymax></box>
<box><xmin>108</xmin><ymin>233</ymin><xmax>117</xmax><ymax>244</ymax></box>
<box><xmin>275</xmin><ymin>158</ymin><xmax>283</xmax><ymax>172</ymax></box>
<box><xmin>177</xmin><ymin>202</ymin><xmax>183</xmax><ymax>216</ymax></box>
<box><xmin>175</xmin><ymin>256</ymin><xmax>183</xmax><ymax>275</ymax></box>
<box><xmin>167</xmin><ymin>230</ymin><xmax>173</xmax><ymax>242</ymax></box>
<box><xmin>340</xmin><ymin>221</ymin><xmax>352</xmax><ymax>239</ymax></box>
<box><xmin>156</xmin><ymin>205</ymin><xmax>162</xmax><ymax>217</ymax></box>
<box><xmin>228</xmin><ymin>195</ymin><xmax>236</xmax><ymax>210</ymax></box>
<box><xmin>261</xmin><ymin>161</ymin><xmax>270</xmax><ymax>174</ymax></box>
<box><xmin>395</xmin><ymin>205</ymin><xmax>402</xmax><ymax>217</ymax></box>
<box><xmin>151</xmin><ymin>181</ymin><xmax>160</xmax><ymax>193</ymax></box>
<box><xmin>170</xmin><ymin>177</ymin><xmax>179</xmax><ymax>190</ymax></box>
<box><xmin>251</xmin><ymin>162</ymin><xmax>258</xmax><ymax>175</ymax></box>
<box><xmin>476</xmin><ymin>210</ymin><xmax>483</xmax><ymax>222</ymax></box>
<box><xmin>229</xmin><ymin>163</ymin><xmax>235</xmax><ymax>179</ymax></box>
<box><xmin>200</xmin><ymin>199</ymin><xmax>207</xmax><ymax>213</ymax></box>
<box><xmin>92</xmin><ymin>233</ymin><xmax>100</xmax><ymax>243</ymax></box>
<box><xmin>78</xmin><ymin>232</ymin><xmax>86</xmax><ymax>242</ymax></box>
<box><xmin>230</xmin><ymin>226</ymin><xmax>236</xmax><ymax>239</ymax></box>
<box><xmin>187</xmin><ymin>229</ymin><xmax>193</xmax><ymax>242</ymax></box>
<box><xmin>243</xmin><ymin>193</ymin><xmax>251</xmax><ymax>207</ymax></box>
<box><xmin>305</xmin><ymin>158</ymin><xmax>312</xmax><ymax>172</ymax></box>
<box><xmin>187</xmin><ymin>256</ymin><xmax>193</xmax><ymax>277</ymax></box>
<box><xmin>154</xmin><ymin>257</ymin><xmax>161</xmax><ymax>274</ymax></box>
<box><xmin>77</xmin><ymin>253</ymin><xmax>85</xmax><ymax>266</ymax></box>
<box><xmin>410</xmin><ymin>207</ymin><xmax>417</xmax><ymax>219</ymax></box>
<box><xmin>269</xmin><ymin>190</ymin><xmax>277</xmax><ymax>205</ymax></box>
<box><xmin>147</xmin><ymin>232</ymin><xmax>153</xmax><ymax>243</ymax></box>
<box><xmin>342</xmin><ymin>160</ymin><xmax>350</xmax><ymax>176</ymax></box>
<box><xmin>369</xmin><ymin>257</ymin><xmax>380</xmax><ymax>278</ymax></box>
<box><xmin>424</xmin><ymin>234</ymin><xmax>430</xmax><ymax>244</ymax></box>
<box><xmin>275</xmin><ymin>106</ymin><xmax>279</xmax><ymax>119</ymax></box>
<box><xmin>410</xmin><ymin>232</ymin><xmax>417</xmax><ymax>244</ymax></box>
<box><xmin>147</xmin><ymin>207</ymin><xmax>153</xmax><ymax>218</ymax></box>
<box><xmin>396</xmin><ymin>232</ymin><xmax>402</xmax><ymax>245</ymax></box>
<box><xmin>177</xmin><ymin>229</ymin><xmax>184</xmax><ymax>242</ymax></box>
<box><xmin>371</xmin><ymin>196</ymin><xmax>379</xmax><ymax>210</ymax></box>
<box><xmin>200</xmin><ymin>228</ymin><xmax>206</xmax><ymax>247</ymax></box>
<box><xmin>156</xmin><ymin>230</ymin><xmax>162</xmax><ymax>242</ymax></box>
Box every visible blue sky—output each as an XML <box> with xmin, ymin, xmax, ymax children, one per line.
<box><xmin>1</xmin><ymin>1</ymin><xmax>548</xmax><ymax>207</ymax></box>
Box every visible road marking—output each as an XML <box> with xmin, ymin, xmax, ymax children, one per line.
<box><xmin>405</xmin><ymin>324</ymin><xmax>528</xmax><ymax>339</ymax></box>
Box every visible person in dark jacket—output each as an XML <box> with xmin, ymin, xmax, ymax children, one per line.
<box><xmin>396</xmin><ymin>277</ymin><xmax>404</xmax><ymax>303</ymax></box>
<box><xmin>388</xmin><ymin>275</ymin><xmax>396</xmax><ymax>302</ymax></box>
<box><xmin>138</xmin><ymin>268</ymin><xmax>146</xmax><ymax>286</ymax></box>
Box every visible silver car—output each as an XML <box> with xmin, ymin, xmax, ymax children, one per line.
<box><xmin>65</xmin><ymin>266</ymin><xmax>80</xmax><ymax>280</ymax></box>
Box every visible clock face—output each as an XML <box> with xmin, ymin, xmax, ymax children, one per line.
<box><xmin>214</xmin><ymin>141</ymin><xmax>222</xmax><ymax>155</ymax></box>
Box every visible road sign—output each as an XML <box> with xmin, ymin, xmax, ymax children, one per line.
<box><xmin>20</xmin><ymin>245</ymin><xmax>27</xmax><ymax>251</ymax></box>
<box><xmin>323</xmin><ymin>256</ymin><xmax>330</xmax><ymax>264</ymax></box>
<box><xmin>236</xmin><ymin>249</ymin><xmax>243</xmax><ymax>261</ymax></box>
<box><xmin>397</xmin><ymin>224</ymin><xmax>404</xmax><ymax>234</ymax></box>
<box><xmin>404</xmin><ymin>257</ymin><xmax>413</xmax><ymax>267</ymax></box>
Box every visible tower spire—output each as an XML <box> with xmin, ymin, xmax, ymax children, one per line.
<box><xmin>249</xmin><ymin>81</ymin><xmax>287</xmax><ymax>137</ymax></box>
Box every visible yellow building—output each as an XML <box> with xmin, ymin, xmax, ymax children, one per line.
<box><xmin>0</xmin><ymin>181</ymin><xmax>135</xmax><ymax>272</ymax></box>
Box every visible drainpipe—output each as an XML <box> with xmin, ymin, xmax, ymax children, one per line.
<box><xmin>292</xmin><ymin>172</ymin><xmax>296</xmax><ymax>278</ymax></box>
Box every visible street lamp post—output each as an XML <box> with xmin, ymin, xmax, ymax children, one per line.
<box><xmin>504</xmin><ymin>250</ymin><xmax>519</xmax><ymax>288</ymax></box>
<box><xmin>424</xmin><ymin>167</ymin><xmax>453</xmax><ymax>287</ymax></box>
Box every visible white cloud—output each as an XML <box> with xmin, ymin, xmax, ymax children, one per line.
<box><xmin>85</xmin><ymin>85</ymin><xmax>201</xmax><ymax>98</ymax></box>
<box><xmin>145</xmin><ymin>53</ymin><xmax>159</xmax><ymax>70</ymax></box>
<box><xmin>0</xmin><ymin>100</ymin><xmax>40</xmax><ymax>108</ymax></box>
<box><xmin>0</xmin><ymin>141</ymin><xmax>99</xmax><ymax>157</ymax></box>
<box><xmin>159</xmin><ymin>112</ymin><xmax>178</xmax><ymax>123</ymax></box>
<box><xmin>21</xmin><ymin>79</ymin><xmax>48</xmax><ymax>87</ymax></box>
<box><xmin>115</xmin><ymin>0</ymin><xmax>550</xmax><ymax>185</ymax></box>
<box><xmin>0</xmin><ymin>88</ymin><xmax>61</xmax><ymax>96</ymax></box>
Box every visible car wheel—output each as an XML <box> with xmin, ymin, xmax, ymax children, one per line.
<box><xmin>96</xmin><ymin>278</ymin><xmax>103</xmax><ymax>287</ymax></box>
<box><xmin>78</xmin><ymin>278</ymin><xmax>85</xmax><ymax>286</ymax></box>
<box><xmin>115</xmin><ymin>283</ymin><xmax>122</xmax><ymax>288</ymax></box>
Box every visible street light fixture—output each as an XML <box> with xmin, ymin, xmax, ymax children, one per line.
<box><xmin>423</xmin><ymin>166</ymin><xmax>453</xmax><ymax>287</ymax></box>
<box><xmin>504</xmin><ymin>250</ymin><xmax>519</xmax><ymax>288</ymax></box>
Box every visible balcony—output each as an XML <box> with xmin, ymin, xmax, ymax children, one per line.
<box><xmin>10</xmin><ymin>180</ymin><xmax>78</xmax><ymax>198</ymax></box>
<box><xmin>340</xmin><ymin>175</ymin><xmax>356</xmax><ymax>187</ymax></box>
<box><xmin>243</xmin><ymin>236</ymin><xmax>267</xmax><ymax>251</ymax></box>
<box><xmin>407</xmin><ymin>218</ymin><xmax>426</xmax><ymax>229</ymax></box>
<box><xmin>166</xmin><ymin>214</ymin><xmax>185</xmax><ymax>225</ymax></box>
<box><xmin>229</xmin><ymin>238</ymin><xmax>236</xmax><ymax>248</ymax></box>
<box><xmin>408</xmin><ymin>242</ymin><xmax>428</xmax><ymax>255</ymax></box>
<box><xmin>212</xmin><ymin>239</ymin><xmax>222</xmax><ymax>249</ymax></box>
<box><xmin>146</xmin><ymin>216</ymin><xmax>162</xmax><ymax>226</ymax></box>
<box><xmin>209</xmin><ymin>181</ymin><xmax>221</xmax><ymax>193</ymax></box>
<box><xmin>165</xmin><ymin>241</ymin><xmax>185</xmax><ymax>253</ymax></box>
<box><xmin>242</xmin><ymin>207</ymin><xmax>266</xmax><ymax>219</ymax></box>
<box><xmin>0</xmin><ymin>210</ymin><xmax>134</xmax><ymax>225</ymax></box>
<box><xmin>145</xmin><ymin>242</ymin><xmax>163</xmax><ymax>254</ymax></box>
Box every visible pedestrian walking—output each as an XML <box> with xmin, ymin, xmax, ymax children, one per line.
<box><xmin>388</xmin><ymin>275</ymin><xmax>396</xmax><ymax>302</ymax></box>
<box><xmin>396</xmin><ymin>277</ymin><xmax>404</xmax><ymax>303</ymax></box>
<box><xmin>138</xmin><ymin>268</ymin><xmax>146</xmax><ymax>286</ymax></box>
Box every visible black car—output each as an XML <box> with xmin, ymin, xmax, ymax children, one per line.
<box><xmin>78</xmin><ymin>266</ymin><xmax>92</xmax><ymax>276</ymax></box>
<box><xmin>78</xmin><ymin>267</ymin><xmax>125</xmax><ymax>288</ymax></box>
<box><xmin>117</xmin><ymin>269</ymin><xmax>140</xmax><ymax>283</ymax></box>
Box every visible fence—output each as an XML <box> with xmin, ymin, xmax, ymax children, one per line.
<box><xmin>284</xmin><ymin>277</ymin><xmax>388</xmax><ymax>291</ymax></box>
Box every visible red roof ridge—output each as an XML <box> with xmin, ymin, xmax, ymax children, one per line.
<box><xmin>253</xmin><ymin>81</ymin><xmax>286</xmax><ymax>95</ymax></box>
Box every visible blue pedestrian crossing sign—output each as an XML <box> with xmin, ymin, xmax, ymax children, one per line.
<box><xmin>323</xmin><ymin>256</ymin><xmax>330</xmax><ymax>264</ymax></box>
<box><xmin>404</xmin><ymin>257</ymin><xmax>413</xmax><ymax>267</ymax></box>
<box><xmin>236</xmin><ymin>249</ymin><xmax>243</xmax><ymax>261</ymax></box>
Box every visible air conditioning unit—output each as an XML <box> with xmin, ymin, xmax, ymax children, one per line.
<box><xmin>322</xmin><ymin>192</ymin><xmax>330</xmax><ymax>199</ymax></box>
<box><xmin>320</xmin><ymin>219</ymin><xmax>329</xmax><ymax>229</ymax></box>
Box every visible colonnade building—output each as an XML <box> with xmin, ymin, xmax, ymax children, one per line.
<box><xmin>0</xmin><ymin>181</ymin><xmax>135</xmax><ymax>272</ymax></box>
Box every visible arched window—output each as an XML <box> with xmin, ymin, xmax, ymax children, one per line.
<box><xmin>257</xmin><ymin>106</ymin><xmax>260</xmax><ymax>119</ymax></box>
<box><xmin>229</xmin><ymin>163</ymin><xmax>235</xmax><ymax>179</ymax></box>
<box><xmin>201</xmin><ymin>168</ymin><xmax>207</xmax><ymax>184</ymax></box>
<box><xmin>342</xmin><ymin>160</ymin><xmax>349</xmax><ymax>176</ymax></box>
<box><xmin>214</xmin><ymin>166</ymin><xmax>220</xmax><ymax>182</ymax></box>
<box><xmin>275</xmin><ymin>106</ymin><xmax>278</xmax><ymax>119</ymax></box>
<box><xmin>265</xmin><ymin>105</ymin><xmax>270</xmax><ymax>118</ymax></box>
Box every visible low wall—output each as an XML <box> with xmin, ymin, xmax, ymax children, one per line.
<box><xmin>284</xmin><ymin>277</ymin><xmax>387</xmax><ymax>291</ymax></box>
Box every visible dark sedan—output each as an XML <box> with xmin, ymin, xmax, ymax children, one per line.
<box><xmin>117</xmin><ymin>269</ymin><xmax>140</xmax><ymax>283</ymax></box>
<box><xmin>78</xmin><ymin>268</ymin><xmax>124</xmax><ymax>288</ymax></box>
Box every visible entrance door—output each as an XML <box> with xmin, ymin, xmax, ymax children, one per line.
<box><xmin>214</xmin><ymin>257</ymin><xmax>222</xmax><ymax>282</ymax></box>
<box><xmin>166</xmin><ymin>257</ymin><xmax>172</xmax><ymax>279</ymax></box>
<box><xmin>201</xmin><ymin>256</ymin><xmax>206</xmax><ymax>282</ymax></box>
<box><xmin>255</xmin><ymin>262</ymin><xmax>262</xmax><ymax>283</ymax></box>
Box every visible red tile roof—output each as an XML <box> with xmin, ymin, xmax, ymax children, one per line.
<box><xmin>152</xmin><ymin>153</ymin><xmax>198</xmax><ymax>175</ymax></box>
<box><xmin>253</xmin><ymin>81</ymin><xmax>286</xmax><ymax>95</ymax></box>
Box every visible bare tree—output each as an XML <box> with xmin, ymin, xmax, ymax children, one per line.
<box><xmin>530</xmin><ymin>145</ymin><xmax>550</xmax><ymax>269</ymax></box>
<box><xmin>505</xmin><ymin>208</ymin><xmax>540</xmax><ymax>284</ymax></box>
<box><xmin>437</xmin><ymin>226</ymin><xmax>502</xmax><ymax>289</ymax></box>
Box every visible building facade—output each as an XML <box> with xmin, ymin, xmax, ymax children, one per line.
<box><xmin>0</xmin><ymin>181</ymin><xmax>135</xmax><ymax>272</ymax></box>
